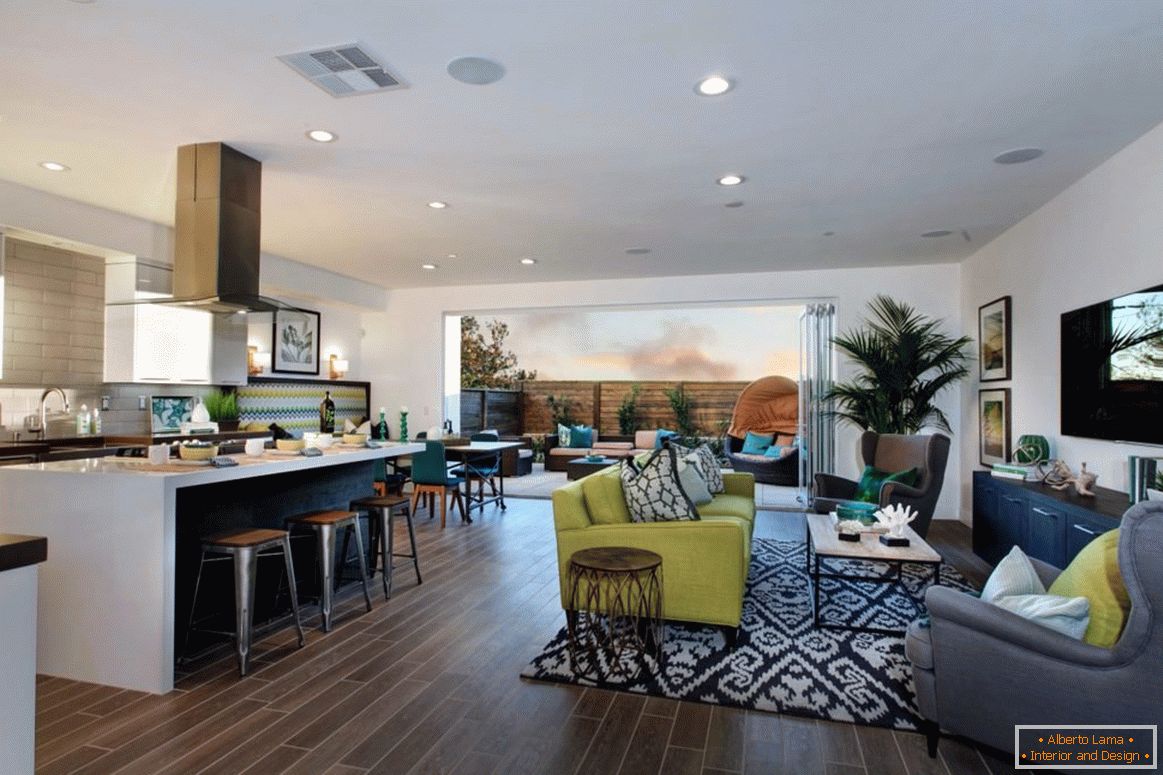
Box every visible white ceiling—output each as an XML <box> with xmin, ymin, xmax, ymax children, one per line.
<box><xmin>2</xmin><ymin>0</ymin><xmax>1163</xmax><ymax>288</ymax></box>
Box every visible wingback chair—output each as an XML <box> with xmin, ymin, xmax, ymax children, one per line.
<box><xmin>907</xmin><ymin>501</ymin><xmax>1163</xmax><ymax>756</ymax></box>
<box><xmin>813</xmin><ymin>431</ymin><xmax>950</xmax><ymax>538</ymax></box>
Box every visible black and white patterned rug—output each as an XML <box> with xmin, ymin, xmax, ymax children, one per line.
<box><xmin>522</xmin><ymin>537</ymin><xmax>975</xmax><ymax>730</ymax></box>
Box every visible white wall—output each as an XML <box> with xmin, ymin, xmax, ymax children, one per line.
<box><xmin>362</xmin><ymin>262</ymin><xmax>966</xmax><ymax>518</ymax></box>
<box><xmin>246</xmin><ymin>300</ymin><xmax>367</xmax><ymax>383</ymax></box>
<box><xmin>959</xmin><ymin>120</ymin><xmax>1163</xmax><ymax>518</ymax></box>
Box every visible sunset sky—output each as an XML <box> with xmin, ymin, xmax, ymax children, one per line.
<box><xmin>474</xmin><ymin>304</ymin><xmax>804</xmax><ymax>382</ymax></box>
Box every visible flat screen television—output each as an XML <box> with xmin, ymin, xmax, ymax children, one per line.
<box><xmin>1061</xmin><ymin>283</ymin><xmax>1163</xmax><ymax>444</ymax></box>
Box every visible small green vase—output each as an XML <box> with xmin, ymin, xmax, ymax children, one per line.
<box><xmin>1014</xmin><ymin>434</ymin><xmax>1050</xmax><ymax>464</ymax></box>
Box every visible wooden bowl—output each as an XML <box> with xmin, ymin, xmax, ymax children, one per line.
<box><xmin>276</xmin><ymin>438</ymin><xmax>306</xmax><ymax>452</ymax></box>
<box><xmin>342</xmin><ymin>433</ymin><xmax>368</xmax><ymax>445</ymax></box>
<box><xmin>179</xmin><ymin>443</ymin><xmax>219</xmax><ymax>461</ymax></box>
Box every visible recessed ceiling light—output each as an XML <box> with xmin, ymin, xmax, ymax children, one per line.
<box><xmin>39</xmin><ymin>161</ymin><xmax>69</xmax><ymax>172</ymax></box>
<box><xmin>306</xmin><ymin>129</ymin><xmax>337</xmax><ymax>143</ymax></box>
<box><xmin>421</xmin><ymin>263</ymin><xmax>437</xmax><ymax>270</ymax></box>
<box><xmin>717</xmin><ymin>174</ymin><xmax>744</xmax><ymax>186</ymax></box>
<box><xmin>625</xmin><ymin>248</ymin><xmax>652</xmax><ymax>255</ymax></box>
<box><xmin>520</xmin><ymin>258</ymin><xmax>537</xmax><ymax>265</ymax></box>
<box><xmin>993</xmin><ymin>147</ymin><xmax>1044</xmax><ymax>165</ymax></box>
<box><xmin>446</xmin><ymin>253</ymin><xmax>458</xmax><ymax>259</ymax></box>
<box><xmin>921</xmin><ymin>230</ymin><xmax>953</xmax><ymax>238</ymax></box>
<box><xmin>823</xmin><ymin>231</ymin><xmax>835</xmax><ymax>236</ymax></box>
<box><xmin>447</xmin><ymin>57</ymin><xmax>506</xmax><ymax>85</ymax></box>
<box><xmin>724</xmin><ymin>201</ymin><xmax>744</xmax><ymax>208</ymax></box>
<box><xmin>695</xmin><ymin>76</ymin><xmax>733</xmax><ymax>96</ymax></box>
<box><xmin>427</xmin><ymin>201</ymin><xmax>448</xmax><ymax>209</ymax></box>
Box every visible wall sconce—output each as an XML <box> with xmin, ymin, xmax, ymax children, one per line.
<box><xmin>329</xmin><ymin>354</ymin><xmax>350</xmax><ymax>380</ymax></box>
<box><xmin>247</xmin><ymin>347</ymin><xmax>271</xmax><ymax>376</ymax></box>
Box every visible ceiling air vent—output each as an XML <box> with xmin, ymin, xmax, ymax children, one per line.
<box><xmin>278</xmin><ymin>44</ymin><xmax>404</xmax><ymax>98</ymax></box>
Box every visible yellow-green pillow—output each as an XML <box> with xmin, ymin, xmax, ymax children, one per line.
<box><xmin>1048</xmin><ymin>529</ymin><xmax>1130</xmax><ymax>648</ymax></box>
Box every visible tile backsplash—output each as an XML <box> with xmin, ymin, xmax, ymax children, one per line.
<box><xmin>0</xmin><ymin>383</ymin><xmax>219</xmax><ymax>438</ymax></box>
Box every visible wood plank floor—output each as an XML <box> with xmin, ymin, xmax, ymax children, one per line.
<box><xmin>34</xmin><ymin>500</ymin><xmax>1016</xmax><ymax>775</ymax></box>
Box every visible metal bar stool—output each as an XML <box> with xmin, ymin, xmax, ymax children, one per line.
<box><xmin>182</xmin><ymin>528</ymin><xmax>306</xmax><ymax>677</ymax></box>
<box><xmin>285</xmin><ymin>510</ymin><xmax>373</xmax><ymax>632</ymax></box>
<box><xmin>350</xmin><ymin>494</ymin><xmax>422</xmax><ymax>599</ymax></box>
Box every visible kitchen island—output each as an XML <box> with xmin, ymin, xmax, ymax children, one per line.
<box><xmin>0</xmin><ymin>442</ymin><xmax>422</xmax><ymax>694</ymax></box>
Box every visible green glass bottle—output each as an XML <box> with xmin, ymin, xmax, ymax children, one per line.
<box><xmin>319</xmin><ymin>391</ymin><xmax>335</xmax><ymax>433</ymax></box>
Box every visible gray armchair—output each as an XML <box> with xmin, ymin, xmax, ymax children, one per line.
<box><xmin>907</xmin><ymin>501</ymin><xmax>1163</xmax><ymax>756</ymax></box>
<box><xmin>813</xmin><ymin>431</ymin><xmax>950</xmax><ymax>537</ymax></box>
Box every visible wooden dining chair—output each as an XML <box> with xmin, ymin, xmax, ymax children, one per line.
<box><xmin>409</xmin><ymin>440</ymin><xmax>467</xmax><ymax>528</ymax></box>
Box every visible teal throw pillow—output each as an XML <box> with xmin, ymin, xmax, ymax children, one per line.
<box><xmin>853</xmin><ymin>465</ymin><xmax>918</xmax><ymax>503</ymax></box>
<box><xmin>763</xmin><ymin>444</ymin><xmax>792</xmax><ymax>459</ymax></box>
<box><xmin>654</xmin><ymin>429</ymin><xmax>679</xmax><ymax>449</ymax></box>
<box><xmin>557</xmin><ymin>423</ymin><xmax>571</xmax><ymax>447</ymax></box>
<box><xmin>569</xmin><ymin>425</ymin><xmax>593</xmax><ymax>448</ymax></box>
<box><xmin>741</xmin><ymin>431</ymin><xmax>774</xmax><ymax>455</ymax></box>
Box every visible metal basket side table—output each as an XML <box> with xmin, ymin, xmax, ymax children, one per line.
<box><xmin>566</xmin><ymin>546</ymin><xmax>664</xmax><ymax>679</ymax></box>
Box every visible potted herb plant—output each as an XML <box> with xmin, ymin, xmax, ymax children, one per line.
<box><xmin>203</xmin><ymin>389</ymin><xmax>240</xmax><ymax>432</ymax></box>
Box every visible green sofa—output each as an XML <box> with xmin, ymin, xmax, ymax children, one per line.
<box><xmin>552</xmin><ymin>465</ymin><xmax>756</xmax><ymax>644</ymax></box>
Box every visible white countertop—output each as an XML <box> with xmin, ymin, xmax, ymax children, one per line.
<box><xmin>0</xmin><ymin>442</ymin><xmax>423</xmax><ymax>487</ymax></box>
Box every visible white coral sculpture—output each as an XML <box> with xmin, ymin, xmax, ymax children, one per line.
<box><xmin>873</xmin><ymin>503</ymin><xmax>917</xmax><ymax>537</ymax></box>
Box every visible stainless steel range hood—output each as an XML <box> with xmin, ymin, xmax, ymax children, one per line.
<box><xmin>126</xmin><ymin>142</ymin><xmax>296</xmax><ymax>313</ymax></box>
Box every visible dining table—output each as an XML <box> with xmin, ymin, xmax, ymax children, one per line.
<box><xmin>443</xmin><ymin>440</ymin><xmax>525</xmax><ymax>515</ymax></box>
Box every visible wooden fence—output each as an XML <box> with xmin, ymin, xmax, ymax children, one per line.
<box><xmin>459</xmin><ymin>389</ymin><xmax>523</xmax><ymax>436</ymax></box>
<box><xmin>520</xmin><ymin>380</ymin><xmax>751</xmax><ymax>435</ymax></box>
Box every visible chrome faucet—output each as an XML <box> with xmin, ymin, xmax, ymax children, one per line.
<box><xmin>38</xmin><ymin>388</ymin><xmax>70</xmax><ymax>438</ymax></box>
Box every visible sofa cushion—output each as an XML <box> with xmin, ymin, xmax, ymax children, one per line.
<box><xmin>634</xmin><ymin>430</ymin><xmax>657</xmax><ymax>450</ymax></box>
<box><xmin>619</xmin><ymin>449</ymin><xmax>698</xmax><ymax>522</ymax></box>
<box><xmin>581</xmin><ymin>468</ymin><xmax>632</xmax><ymax>525</ymax></box>
<box><xmin>593</xmin><ymin>441</ymin><xmax>634</xmax><ymax>451</ymax></box>
<box><xmin>732</xmin><ymin>452</ymin><xmax>771</xmax><ymax>464</ymax></box>
<box><xmin>568</xmin><ymin>425</ymin><xmax>594</xmax><ymax>448</ymax></box>
<box><xmin>676</xmin><ymin>459</ymin><xmax>713</xmax><ymax>505</ymax></box>
<box><xmin>697</xmin><ymin>494</ymin><xmax>756</xmax><ymax>523</ymax></box>
<box><xmin>1048</xmin><ymin>529</ymin><xmax>1130</xmax><ymax>648</ymax></box>
<box><xmin>672</xmin><ymin>442</ymin><xmax>724</xmax><ymax>494</ymax></box>
<box><xmin>549</xmin><ymin>447</ymin><xmax>587</xmax><ymax>457</ymax></box>
<box><xmin>763</xmin><ymin>444</ymin><xmax>795</xmax><ymax>459</ymax></box>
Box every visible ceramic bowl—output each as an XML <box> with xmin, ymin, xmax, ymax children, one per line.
<box><xmin>179</xmin><ymin>443</ymin><xmax>219</xmax><ymax>461</ymax></box>
<box><xmin>342</xmin><ymin>433</ymin><xmax>368</xmax><ymax>445</ymax></box>
<box><xmin>275</xmin><ymin>438</ymin><xmax>306</xmax><ymax>452</ymax></box>
<box><xmin>312</xmin><ymin>433</ymin><xmax>334</xmax><ymax>449</ymax></box>
<box><xmin>836</xmin><ymin>501</ymin><xmax>879</xmax><ymax>523</ymax></box>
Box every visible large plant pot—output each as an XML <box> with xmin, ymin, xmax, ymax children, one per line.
<box><xmin>217</xmin><ymin>419</ymin><xmax>240</xmax><ymax>432</ymax></box>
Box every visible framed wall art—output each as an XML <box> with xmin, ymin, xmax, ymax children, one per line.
<box><xmin>272</xmin><ymin>308</ymin><xmax>321</xmax><ymax>375</ymax></box>
<box><xmin>979</xmin><ymin>388</ymin><xmax>1012</xmax><ymax>466</ymax></box>
<box><xmin>978</xmin><ymin>295</ymin><xmax>1011</xmax><ymax>381</ymax></box>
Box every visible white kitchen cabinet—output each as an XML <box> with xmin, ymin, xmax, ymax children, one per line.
<box><xmin>103</xmin><ymin>303</ymin><xmax>246</xmax><ymax>384</ymax></box>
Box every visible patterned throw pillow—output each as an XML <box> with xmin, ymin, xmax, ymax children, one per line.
<box><xmin>557</xmin><ymin>423</ymin><xmax>571</xmax><ymax>448</ymax></box>
<box><xmin>619</xmin><ymin>448</ymin><xmax>699</xmax><ymax>522</ymax></box>
<box><xmin>670</xmin><ymin>442</ymin><xmax>725</xmax><ymax>494</ymax></box>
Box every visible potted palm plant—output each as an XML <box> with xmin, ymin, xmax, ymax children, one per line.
<box><xmin>826</xmin><ymin>295</ymin><xmax>972</xmax><ymax>434</ymax></box>
<box><xmin>203</xmin><ymin>389</ymin><xmax>240</xmax><ymax>432</ymax></box>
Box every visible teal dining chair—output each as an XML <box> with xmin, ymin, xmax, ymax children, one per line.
<box><xmin>451</xmin><ymin>431</ymin><xmax>501</xmax><ymax>504</ymax></box>
<box><xmin>410</xmin><ymin>440</ymin><xmax>467</xmax><ymax>528</ymax></box>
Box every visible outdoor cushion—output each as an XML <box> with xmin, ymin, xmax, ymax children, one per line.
<box><xmin>557</xmin><ymin>423</ymin><xmax>572</xmax><ymax>447</ymax></box>
<box><xmin>654</xmin><ymin>429</ymin><xmax>679</xmax><ymax>449</ymax></box>
<box><xmin>568</xmin><ymin>425</ymin><xmax>594</xmax><ymax>448</ymax></box>
<box><xmin>732</xmin><ymin>452</ymin><xmax>772</xmax><ymax>464</ymax></box>
<box><xmin>549</xmin><ymin>447</ymin><xmax>587</xmax><ymax>456</ymax></box>
<box><xmin>853</xmin><ymin>465</ymin><xmax>918</xmax><ymax>503</ymax></box>
<box><xmin>593</xmin><ymin>441</ymin><xmax>634</xmax><ymax>451</ymax></box>
<box><xmin>1048</xmin><ymin>529</ymin><xmax>1130</xmax><ymax>647</ymax></box>
<box><xmin>741</xmin><ymin>431</ymin><xmax>774</xmax><ymax>454</ymax></box>
<box><xmin>634</xmin><ymin>430</ymin><xmax>658</xmax><ymax>449</ymax></box>
<box><xmin>763</xmin><ymin>444</ymin><xmax>795</xmax><ymax>459</ymax></box>
<box><xmin>580</xmin><ymin>468</ymin><xmax>633</xmax><ymax>525</ymax></box>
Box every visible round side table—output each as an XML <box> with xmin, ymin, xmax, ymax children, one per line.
<box><xmin>566</xmin><ymin>546</ymin><xmax>664</xmax><ymax>679</ymax></box>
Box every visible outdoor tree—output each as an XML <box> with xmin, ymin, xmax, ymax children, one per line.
<box><xmin>460</xmin><ymin>315</ymin><xmax>537</xmax><ymax>389</ymax></box>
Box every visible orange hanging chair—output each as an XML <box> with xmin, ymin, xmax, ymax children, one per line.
<box><xmin>725</xmin><ymin>376</ymin><xmax>801</xmax><ymax>486</ymax></box>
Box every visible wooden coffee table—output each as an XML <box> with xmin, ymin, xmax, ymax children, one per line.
<box><xmin>805</xmin><ymin>512</ymin><xmax>942</xmax><ymax>635</ymax></box>
<box><xmin>566</xmin><ymin>456</ymin><xmax>618</xmax><ymax>481</ymax></box>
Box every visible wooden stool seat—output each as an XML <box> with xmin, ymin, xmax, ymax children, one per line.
<box><xmin>351</xmin><ymin>494</ymin><xmax>409</xmax><ymax>509</ymax></box>
<box><xmin>204</xmin><ymin>528</ymin><xmax>289</xmax><ymax>549</ymax></box>
<box><xmin>286</xmin><ymin>510</ymin><xmax>359</xmax><ymax>526</ymax></box>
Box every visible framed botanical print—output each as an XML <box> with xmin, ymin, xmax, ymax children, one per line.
<box><xmin>978</xmin><ymin>296</ymin><xmax>1011</xmax><ymax>381</ymax></box>
<box><xmin>979</xmin><ymin>388</ymin><xmax>1011</xmax><ymax>466</ymax></box>
<box><xmin>272</xmin><ymin>308</ymin><xmax>321</xmax><ymax>375</ymax></box>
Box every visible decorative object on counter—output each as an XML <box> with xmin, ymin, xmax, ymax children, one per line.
<box><xmin>76</xmin><ymin>404</ymin><xmax>91</xmax><ymax>435</ymax></box>
<box><xmin>147</xmin><ymin>444</ymin><xmax>170</xmax><ymax>464</ymax></box>
<box><xmin>328</xmin><ymin>353</ymin><xmax>349</xmax><ymax>380</ymax></box>
<box><xmin>399</xmin><ymin>406</ymin><xmax>408</xmax><ymax>443</ymax></box>
<box><xmin>210</xmin><ymin>456</ymin><xmax>238</xmax><ymax>468</ymax></box>
<box><xmin>275</xmin><ymin>438</ymin><xmax>305</xmax><ymax>451</ymax></box>
<box><xmin>342</xmin><ymin>433</ymin><xmax>368</xmax><ymax>445</ymax></box>
<box><xmin>319</xmin><ymin>390</ymin><xmax>335</xmax><ymax>433</ymax></box>
<box><xmin>978</xmin><ymin>295</ymin><xmax>1012</xmax><ymax>382</ymax></box>
<box><xmin>244</xmin><ymin>439</ymin><xmax>265</xmax><ymax>456</ymax></box>
<box><xmin>190</xmin><ymin>397</ymin><xmax>210</xmax><ymax>424</ymax></box>
<box><xmin>874</xmin><ymin>503</ymin><xmax>916</xmax><ymax>546</ymax></box>
<box><xmin>1013</xmin><ymin>434</ymin><xmax>1050</xmax><ymax>465</ymax></box>
<box><xmin>300</xmin><ymin>446</ymin><xmax>323</xmax><ymax>457</ymax></box>
<box><xmin>203</xmin><ymin>389</ymin><xmax>240</xmax><ymax>432</ymax></box>
<box><xmin>1048</xmin><ymin>461</ymin><xmax>1099</xmax><ymax>497</ymax></box>
<box><xmin>1128</xmin><ymin>456</ymin><xmax>1163</xmax><ymax>504</ymax></box>
<box><xmin>178</xmin><ymin>441</ymin><xmax>218</xmax><ymax>461</ymax></box>
<box><xmin>151</xmin><ymin>396</ymin><xmax>194</xmax><ymax>432</ymax></box>
<box><xmin>272</xmin><ymin>307</ymin><xmax>321</xmax><ymax>375</ymax></box>
<box><xmin>978</xmin><ymin>388</ymin><xmax>1011</xmax><ymax>466</ymax></box>
<box><xmin>92</xmin><ymin>407</ymin><xmax>102</xmax><ymax>435</ymax></box>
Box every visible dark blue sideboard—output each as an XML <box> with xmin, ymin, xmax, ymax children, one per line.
<box><xmin>972</xmin><ymin>470</ymin><xmax>1127</xmax><ymax>568</ymax></box>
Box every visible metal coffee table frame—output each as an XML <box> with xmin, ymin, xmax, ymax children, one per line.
<box><xmin>805</xmin><ymin>520</ymin><xmax>942</xmax><ymax>636</ymax></box>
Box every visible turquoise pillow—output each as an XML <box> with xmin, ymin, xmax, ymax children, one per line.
<box><xmin>854</xmin><ymin>465</ymin><xmax>918</xmax><ymax>503</ymax></box>
<box><xmin>654</xmin><ymin>429</ymin><xmax>679</xmax><ymax>449</ymax></box>
<box><xmin>569</xmin><ymin>425</ymin><xmax>593</xmax><ymax>448</ymax></box>
<box><xmin>763</xmin><ymin>444</ymin><xmax>790</xmax><ymax>459</ymax></box>
<box><xmin>741</xmin><ymin>431</ymin><xmax>774</xmax><ymax>455</ymax></box>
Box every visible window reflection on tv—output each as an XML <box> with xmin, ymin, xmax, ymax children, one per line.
<box><xmin>1061</xmin><ymin>283</ymin><xmax>1163</xmax><ymax>444</ymax></box>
